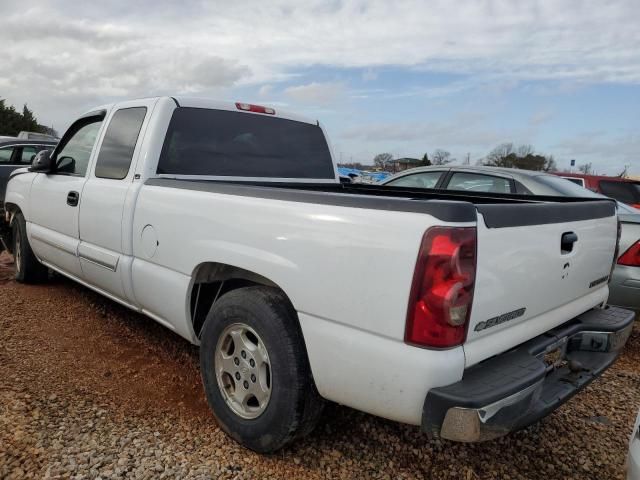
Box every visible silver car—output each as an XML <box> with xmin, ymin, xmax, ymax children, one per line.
<box><xmin>382</xmin><ymin>166</ymin><xmax>640</xmax><ymax>311</ymax></box>
<box><xmin>629</xmin><ymin>407</ymin><xmax>640</xmax><ymax>479</ymax></box>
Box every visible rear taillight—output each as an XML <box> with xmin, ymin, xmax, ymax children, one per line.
<box><xmin>405</xmin><ymin>227</ymin><xmax>477</xmax><ymax>348</ymax></box>
<box><xmin>618</xmin><ymin>240</ymin><xmax>640</xmax><ymax>266</ymax></box>
<box><xmin>235</xmin><ymin>102</ymin><xmax>275</xmax><ymax>115</ymax></box>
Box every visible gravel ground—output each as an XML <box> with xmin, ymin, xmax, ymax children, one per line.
<box><xmin>1</xmin><ymin>251</ymin><xmax>639</xmax><ymax>480</ymax></box>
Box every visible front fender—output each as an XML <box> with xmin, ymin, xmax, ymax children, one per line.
<box><xmin>5</xmin><ymin>171</ymin><xmax>37</xmax><ymax>221</ymax></box>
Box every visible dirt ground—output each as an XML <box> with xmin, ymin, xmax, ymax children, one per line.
<box><xmin>1</xmin><ymin>251</ymin><xmax>639</xmax><ymax>479</ymax></box>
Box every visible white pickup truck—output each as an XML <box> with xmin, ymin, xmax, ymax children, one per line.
<box><xmin>2</xmin><ymin>96</ymin><xmax>634</xmax><ymax>452</ymax></box>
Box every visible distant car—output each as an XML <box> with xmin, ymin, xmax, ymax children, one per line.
<box><xmin>629</xmin><ymin>408</ymin><xmax>640</xmax><ymax>479</ymax></box>
<box><xmin>0</xmin><ymin>139</ymin><xmax>57</xmax><ymax>206</ymax></box>
<box><xmin>614</xmin><ymin>202</ymin><xmax>640</xmax><ymax>311</ymax></box>
<box><xmin>382</xmin><ymin>166</ymin><xmax>640</xmax><ymax>311</ymax></box>
<box><xmin>553</xmin><ymin>172</ymin><xmax>640</xmax><ymax>210</ymax></box>
<box><xmin>16</xmin><ymin>131</ymin><xmax>60</xmax><ymax>142</ymax></box>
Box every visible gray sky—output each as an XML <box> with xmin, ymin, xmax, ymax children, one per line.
<box><xmin>2</xmin><ymin>0</ymin><xmax>639</xmax><ymax>173</ymax></box>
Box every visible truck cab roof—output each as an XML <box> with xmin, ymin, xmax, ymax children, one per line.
<box><xmin>84</xmin><ymin>96</ymin><xmax>318</xmax><ymax>127</ymax></box>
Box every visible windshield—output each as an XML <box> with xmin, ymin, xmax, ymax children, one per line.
<box><xmin>536</xmin><ymin>175</ymin><xmax>602</xmax><ymax>198</ymax></box>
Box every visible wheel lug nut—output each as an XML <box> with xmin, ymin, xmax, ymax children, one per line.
<box><xmin>243</xmin><ymin>381</ymin><xmax>249</xmax><ymax>389</ymax></box>
<box><xmin>251</xmin><ymin>374</ymin><xmax>256</xmax><ymax>383</ymax></box>
<box><xmin>233</xmin><ymin>357</ymin><xmax>239</xmax><ymax>366</ymax></box>
<box><xmin>241</xmin><ymin>351</ymin><xmax>247</xmax><ymax>359</ymax></box>
<box><xmin>235</xmin><ymin>372</ymin><xmax>241</xmax><ymax>380</ymax></box>
<box><xmin>249</xmin><ymin>359</ymin><xmax>255</xmax><ymax>367</ymax></box>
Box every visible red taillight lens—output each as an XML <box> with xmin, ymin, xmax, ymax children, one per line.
<box><xmin>405</xmin><ymin>227</ymin><xmax>477</xmax><ymax>348</ymax></box>
<box><xmin>618</xmin><ymin>240</ymin><xmax>640</xmax><ymax>266</ymax></box>
<box><xmin>235</xmin><ymin>102</ymin><xmax>275</xmax><ymax>115</ymax></box>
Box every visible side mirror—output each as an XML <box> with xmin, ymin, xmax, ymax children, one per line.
<box><xmin>29</xmin><ymin>150</ymin><xmax>54</xmax><ymax>173</ymax></box>
<box><xmin>56</xmin><ymin>156</ymin><xmax>76</xmax><ymax>174</ymax></box>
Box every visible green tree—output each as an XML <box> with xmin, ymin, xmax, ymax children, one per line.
<box><xmin>420</xmin><ymin>153</ymin><xmax>431</xmax><ymax>166</ymax></box>
<box><xmin>21</xmin><ymin>104</ymin><xmax>40</xmax><ymax>131</ymax></box>
<box><xmin>0</xmin><ymin>99</ymin><xmax>51</xmax><ymax>136</ymax></box>
<box><xmin>483</xmin><ymin>143</ymin><xmax>556</xmax><ymax>171</ymax></box>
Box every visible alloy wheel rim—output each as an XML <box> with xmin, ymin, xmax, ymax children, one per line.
<box><xmin>214</xmin><ymin>323</ymin><xmax>272</xmax><ymax>419</ymax></box>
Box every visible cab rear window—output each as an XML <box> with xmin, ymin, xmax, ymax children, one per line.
<box><xmin>157</xmin><ymin>108</ymin><xmax>335</xmax><ymax>179</ymax></box>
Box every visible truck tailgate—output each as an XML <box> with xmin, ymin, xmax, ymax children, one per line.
<box><xmin>464</xmin><ymin>200</ymin><xmax>617</xmax><ymax>367</ymax></box>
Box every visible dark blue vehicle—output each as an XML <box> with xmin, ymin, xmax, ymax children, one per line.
<box><xmin>0</xmin><ymin>138</ymin><xmax>57</xmax><ymax>205</ymax></box>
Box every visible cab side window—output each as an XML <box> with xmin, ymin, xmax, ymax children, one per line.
<box><xmin>54</xmin><ymin>119</ymin><xmax>103</xmax><ymax>176</ymax></box>
<box><xmin>95</xmin><ymin>107</ymin><xmax>147</xmax><ymax>179</ymax></box>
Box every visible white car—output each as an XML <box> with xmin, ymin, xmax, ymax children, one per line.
<box><xmin>629</xmin><ymin>408</ymin><xmax>640</xmax><ymax>479</ymax></box>
<box><xmin>2</xmin><ymin>97</ymin><xmax>634</xmax><ymax>453</ymax></box>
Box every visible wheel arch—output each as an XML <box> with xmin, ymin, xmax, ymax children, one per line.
<box><xmin>189</xmin><ymin>261</ymin><xmax>297</xmax><ymax>339</ymax></box>
<box><xmin>4</xmin><ymin>202</ymin><xmax>21</xmax><ymax>222</ymax></box>
<box><xmin>1</xmin><ymin>202</ymin><xmax>22</xmax><ymax>254</ymax></box>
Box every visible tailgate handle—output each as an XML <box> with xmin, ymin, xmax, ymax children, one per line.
<box><xmin>561</xmin><ymin>232</ymin><xmax>578</xmax><ymax>254</ymax></box>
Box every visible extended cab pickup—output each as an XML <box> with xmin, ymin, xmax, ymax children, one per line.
<box><xmin>2</xmin><ymin>97</ymin><xmax>634</xmax><ymax>452</ymax></box>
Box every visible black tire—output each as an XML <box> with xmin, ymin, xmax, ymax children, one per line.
<box><xmin>12</xmin><ymin>213</ymin><xmax>48</xmax><ymax>283</ymax></box>
<box><xmin>200</xmin><ymin>286</ymin><xmax>324</xmax><ymax>453</ymax></box>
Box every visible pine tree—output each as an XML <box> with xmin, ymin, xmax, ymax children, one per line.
<box><xmin>0</xmin><ymin>100</ymin><xmax>49</xmax><ymax>136</ymax></box>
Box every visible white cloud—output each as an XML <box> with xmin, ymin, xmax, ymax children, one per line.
<box><xmin>284</xmin><ymin>82</ymin><xmax>345</xmax><ymax>105</ymax></box>
<box><xmin>529</xmin><ymin>110</ymin><xmax>554</xmax><ymax>127</ymax></box>
<box><xmin>2</xmin><ymin>0</ymin><xmax>640</xmax><ymax>149</ymax></box>
<box><xmin>258</xmin><ymin>85</ymin><xmax>273</xmax><ymax>97</ymax></box>
<box><xmin>339</xmin><ymin>112</ymin><xmax>508</xmax><ymax>151</ymax></box>
<box><xmin>553</xmin><ymin>131</ymin><xmax>640</xmax><ymax>174</ymax></box>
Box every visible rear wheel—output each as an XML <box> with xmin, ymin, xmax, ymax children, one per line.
<box><xmin>200</xmin><ymin>286</ymin><xmax>324</xmax><ymax>453</ymax></box>
<box><xmin>12</xmin><ymin>213</ymin><xmax>48</xmax><ymax>283</ymax></box>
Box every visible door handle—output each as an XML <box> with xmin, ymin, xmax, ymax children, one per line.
<box><xmin>561</xmin><ymin>231</ymin><xmax>578</xmax><ymax>254</ymax></box>
<box><xmin>67</xmin><ymin>191</ymin><xmax>79</xmax><ymax>207</ymax></box>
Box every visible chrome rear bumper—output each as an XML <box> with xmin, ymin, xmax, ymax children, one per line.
<box><xmin>422</xmin><ymin>306</ymin><xmax>634</xmax><ymax>442</ymax></box>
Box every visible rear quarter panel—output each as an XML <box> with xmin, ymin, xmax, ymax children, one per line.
<box><xmin>131</xmin><ymin>184</ymin><xmax>471</xmax><ymax>340</ymax></box>
<box><xmin>129</xmin><ymin>185</ymin><xmax>472</xmax><ymax>424</ymax></box>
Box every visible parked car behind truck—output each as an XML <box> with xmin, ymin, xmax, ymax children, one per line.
<box><xmin>553</xmin><ymin>172</ymin><xmax>640</xmax><ymax>210</ymax></box>
<box><xmin>2</xmin><ymin>97</ymin><xmax>634</xmax><ymax>453</ymax></box>
<box><xmin>0</xmin><ymin>138</ymin><xmax>56</xmax><ymax>207</ymax></box>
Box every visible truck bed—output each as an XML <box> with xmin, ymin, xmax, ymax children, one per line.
<box><xmin>147</xmin><ymin>178</ymin><xmax>616</xmax><ymax>226</ymax></box>
<box><xmin>145</xmin><ymin>176</ymin><xmax>617</xmax><ymax>368</ymax></box>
